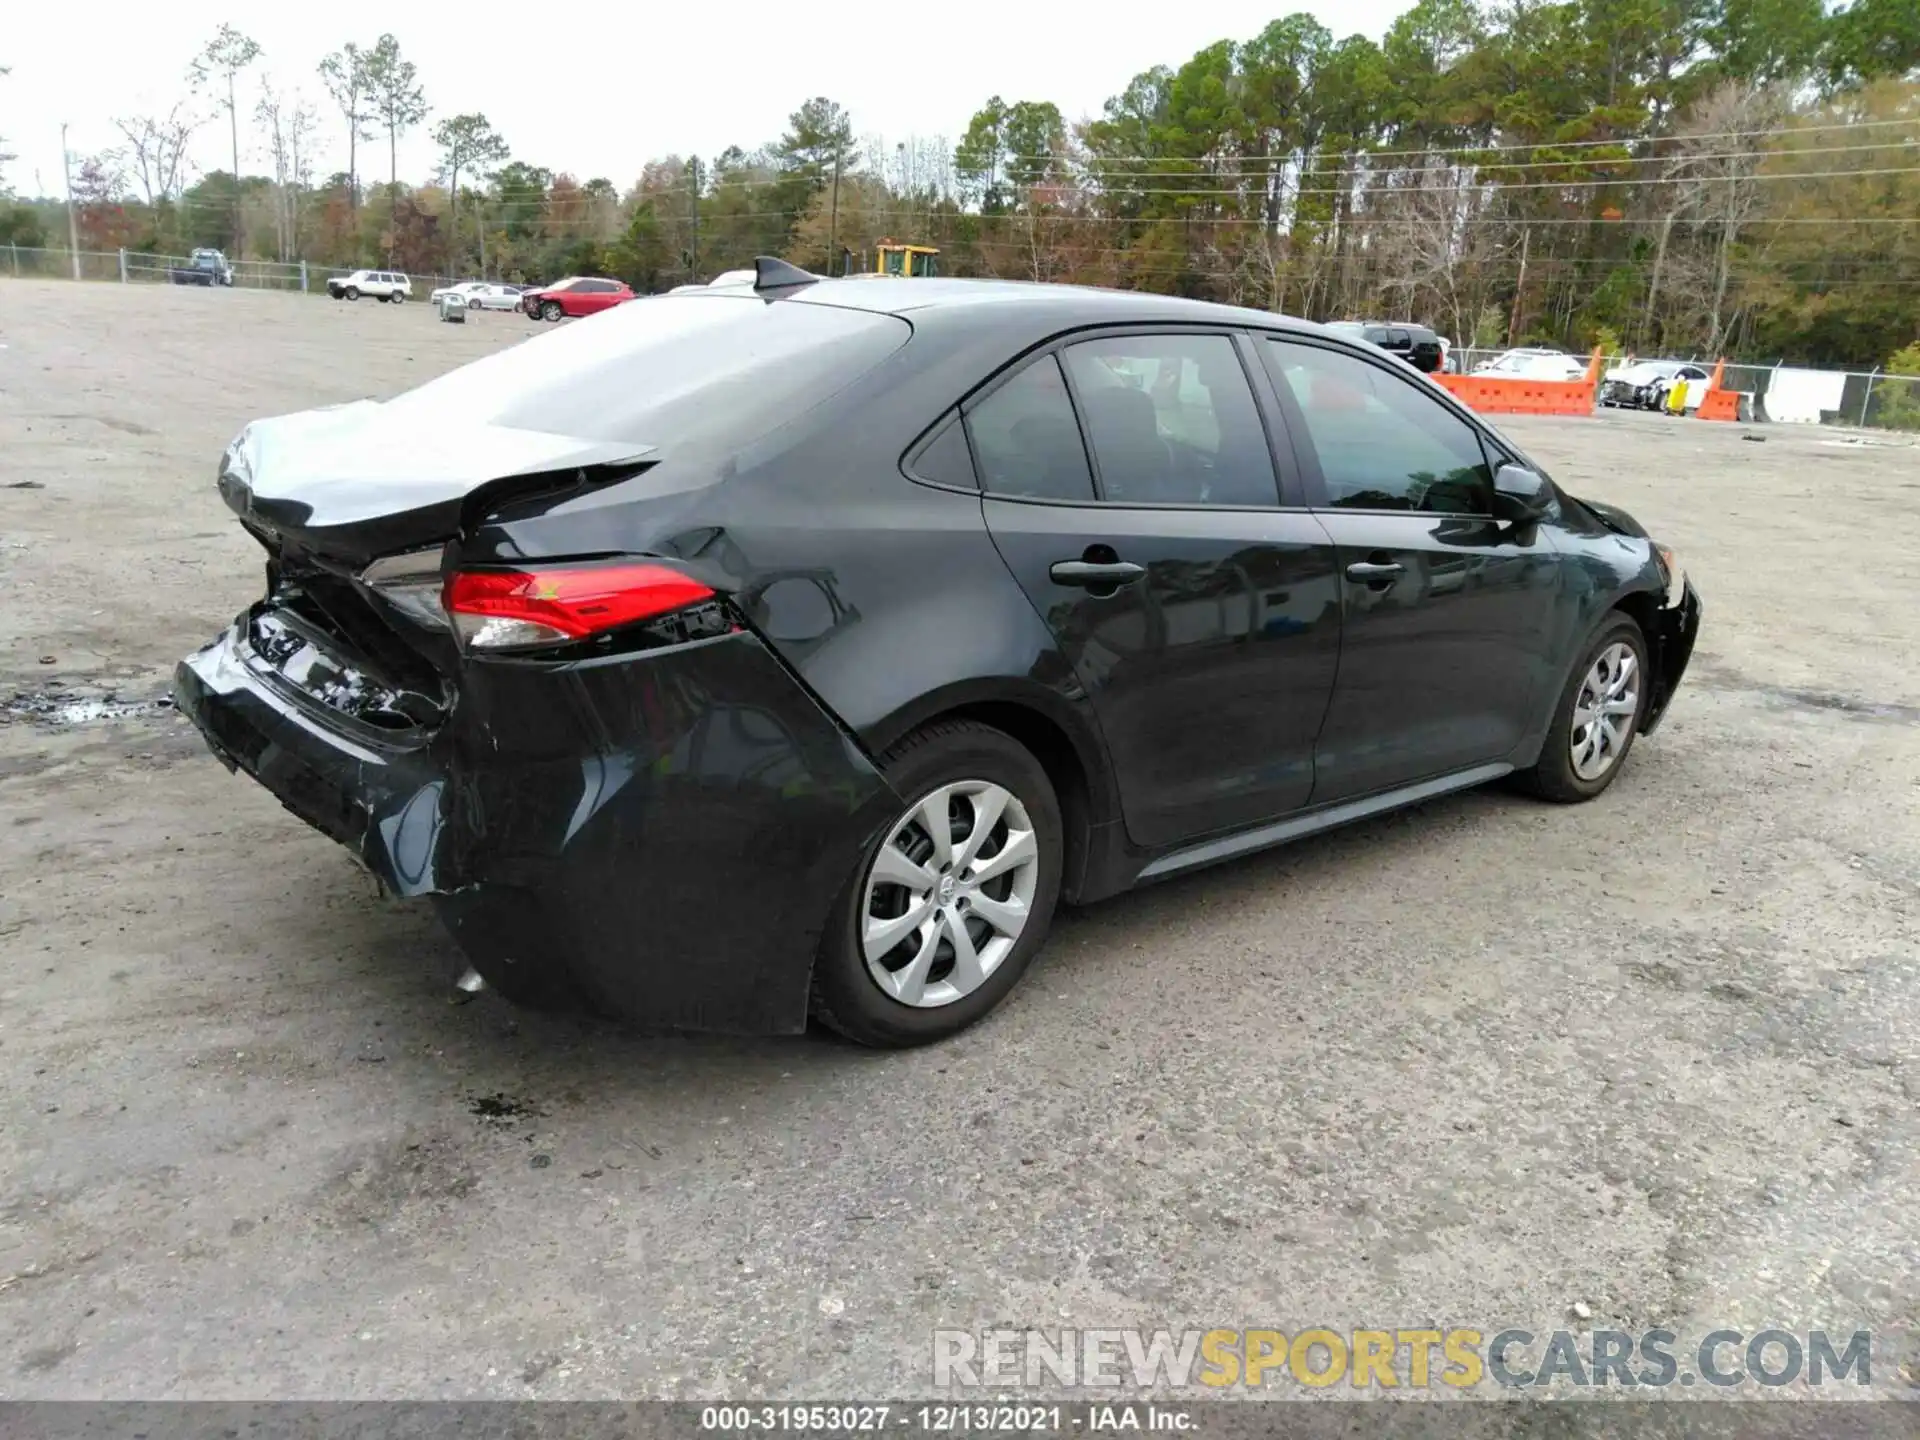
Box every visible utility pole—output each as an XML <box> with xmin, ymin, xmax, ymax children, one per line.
<box><xmin>61</xmin><ymin>123</ymin><xmax>81</xmax><ymax>279</ymax></box>
<box><xmin>228</xmin><ymin>66</ymin><xmax>243</xmax><ymax>256</ymax></box>
<box><xmin>827</xmin><ymin>146</ymin><xmax>841</xmax><ymax>275</ymax></box>
<box><xmin>687</xmin><ymin>156</ymin><xmax>701</xmax><ymax>281</ymax></box>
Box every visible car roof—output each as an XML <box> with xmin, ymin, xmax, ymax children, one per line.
<box><xmin>779</xmin><ymin>276</ymin><xmax>1313</xmax><ymax>332</ymax></box>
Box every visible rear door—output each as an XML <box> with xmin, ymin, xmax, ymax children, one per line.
<box><xmin>970</xmin><ymin>328</ymin><xmax>1343</xmax><ymax>849</ymax></box>
<box><xmin>1258</xmin><ymin>335</ymin><xmax>1563</xmax><ymax>804</ymax></box>
<box><xmin>577</xmin><ymin>280</ymin><xmax>620</xmax><ymax>314</ymax></box>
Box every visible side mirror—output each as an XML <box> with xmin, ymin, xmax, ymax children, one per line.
<box><xmin>1492</xmin><ymin>463</ymin><xmax>1552</xmax><ymax>523</ymax></box>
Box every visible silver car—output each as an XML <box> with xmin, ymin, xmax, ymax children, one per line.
<box><xmin>427</xmin><ymin>281</ymin><xmax>527</xmax><ymax>312</ymax></box>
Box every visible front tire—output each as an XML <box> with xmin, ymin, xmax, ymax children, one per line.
<box><xmin>343</xmin><ymin>286</ymin><xmax>359</xmax><ymax>301</ymax></box>
<box><xmin>811</xmin><ymin>719</ymin><xmax>1062</xmax><ymax>1048</ymax></box>
<box><xmin>541</xmin><ymin>300</ymin><xmax>563</xmax><ymax>322</ymax></box>
<box><xmin>1514</xmin><ymin>613</ymin><xmax>1649</xmax><ymax>803</ymax></box>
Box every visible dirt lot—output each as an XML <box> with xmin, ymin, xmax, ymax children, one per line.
<box><xmin>1</xmin><ymin>280</ymin><xmax>1916</xmax><ymax>1400</ymax></box>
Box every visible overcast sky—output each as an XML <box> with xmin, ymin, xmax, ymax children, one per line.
<box><xmin>5</xmin><ymin>2</ymin><xmax>1414</xmax><ymax>201</ymax></box>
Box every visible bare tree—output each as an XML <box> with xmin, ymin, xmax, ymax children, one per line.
<box><xmin>288</xmin><ymin>97</ymin><xmax>318</xmax><ymax>251</ymax></box>
<box><xmin>317</xmin><ymin>42</ymin><xmax>373</xmax><ymax>209</ymax></box>
<box><xmin>255</xmin><ymin>80</ymin><xmax>323</xmax><ymax>262</ymax></box>
<box><xmin>255</xmin><ymin>86</ymin><xmax>290</xmax><ymax>261</ymax></box>
<box><xmin>1664</xmin><ymin>81</ymin><xmax>1790</xmax><ymax>353</ymax></box>
<box><xmin>0</xmin><ymin>65</ymin><xmax>14</xmax><ymax>189</ymax></box>
<box><xmin>190</xmin><ymin>24</ymin><xmax>264</xmax><ymax>253</ymax></box>
<box><xmin>115</xmin><ymin>104</ymin><xmax>200</xmax><ymax>210</ymax></box>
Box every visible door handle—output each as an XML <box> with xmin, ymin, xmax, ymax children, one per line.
<box><xmin>1051</xmin><ymin>560</ymin><xmax>1146</xmax><ymax>587</ymax></box>
<box><xmin>1344</xmin><ymin>560</ymin><xmax>1405</xmax><ymax>582</ymax></box>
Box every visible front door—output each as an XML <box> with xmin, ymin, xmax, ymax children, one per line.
<box><xmin>1259</xmin><ymin>336</ymin><xmax>1563</xmax><ymax>804</ymax></box>
<box><xmin>969</xmin><ymin>331</ymin><xmax>1343</xmax><ymax>850</ymax></box>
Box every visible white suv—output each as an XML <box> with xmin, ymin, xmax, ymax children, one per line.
<box><xmin>326</xmin><ymin>269</ymin><xmax>413</xmax><ymax>303</ymax></box>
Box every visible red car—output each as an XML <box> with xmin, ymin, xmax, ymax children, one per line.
<box><xmin>521</xmin><ymin>276</ymin><xmax>634</xmax><ymax>322</ymax></box>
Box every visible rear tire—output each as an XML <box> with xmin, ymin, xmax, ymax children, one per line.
<box><xmin>810</xmin><ymin>719</ymin><xmax>1062</xmax><ymax>1048</ymax></box>
<box><xmin>1513</xmin><ymin>613</ymin><xmax>1649</xmax><ymax>803</ymax></box>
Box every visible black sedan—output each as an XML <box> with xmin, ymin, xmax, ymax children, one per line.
<box><xmin>175</xmin><ymin>259</ymin><xmax>1702</xmax><ymax>1048</ymax></box>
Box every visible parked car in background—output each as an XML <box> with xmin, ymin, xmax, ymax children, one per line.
<box><xmin>521</xmin><ymin>276</ymin><xmax>635</xmax><ymax>321</ymax></box>
<box><xmin>1601</xmin><ymin>359</ymin><xmax>1712</xmax><ymax>411</ymax></box>
<box><xmin>169</xmin><ymin>248</ymin><xmax>235</xmax><ymax>286</ymax></box>
<box><xmin>175</xmin><ymin>260</ymin><xmax>1701</xmax><ymax>1049</ymax></box>
<box><xmin>326</xmin><ymin>269</ymin><xmax>413</xmax><ymax>303</ymax></box>
<box><xmin>1473</xmin><ymin>348</ymin><xmax>1588</xmax><ymax>381</ymax></box>
<box><xmin>429</xmin><ymin>281</ymin><xmax>527</xmax><ymax>311</ymax></box>
<box><xmin>1324</xmin><ymin>321</ymin><xmax>1446</xmax><ymax>374</ymax></box>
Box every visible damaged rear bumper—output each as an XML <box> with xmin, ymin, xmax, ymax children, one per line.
<box><xmin>1640</xmin><ymin>579</ymin><xmax>1701</xmax><ymax>736</ymax></box>
<box><xmin>174</xmin><ymin>615</ymin><xmax>900</xmax><ymax>1034</ymax></box>
<box><xmin>174</xmin><ymin>618</ymin><xmax>451</xmax><ymax>894</ymax></box>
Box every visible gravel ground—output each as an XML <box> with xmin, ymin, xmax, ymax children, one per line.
<box><xmin>1</xmin><ymin>281</ymin><xmax>1916</xmax><ymax>1401</ymax></box>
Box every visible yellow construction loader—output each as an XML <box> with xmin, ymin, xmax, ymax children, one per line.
<box><xmin>836</xmin><ymin>240</ymin><xmax>940</xmax><ymax>278</ymax></box>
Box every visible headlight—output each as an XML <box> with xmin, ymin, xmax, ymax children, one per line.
<box><xmin>1654</xmin><ymin>544</ymin><xmax>1685</xmax><ymax>607</ymax></box>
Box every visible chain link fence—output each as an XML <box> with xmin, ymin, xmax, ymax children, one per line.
<box><xmin>1</xmin><ymin>244</ymin><xmax>466</xmax><ymax>299</ymax></box>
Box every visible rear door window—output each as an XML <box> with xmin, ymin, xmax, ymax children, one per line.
<box><xmin>1059</xmin><ymin>333</ymin><xmax>1279</xmax><ymax>506</ymax></box>
<box><xmin>965</xmin><ymin>356</ymin><xmax>1095</xmax><ymax>502</ymax></box>
<box><xmin>908</xmin><ymin>413</ymin><xmax>978</xmax><ymax>490</ymax></box>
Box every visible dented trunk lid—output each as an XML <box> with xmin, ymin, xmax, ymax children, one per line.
<box><xmin>214</xmin><ymin>402</ymin><xmax>658</xmax><ymax>739</ymax></box>
<box><xmin>218</xmin><ymin>400</ymin><xmax>657</xmax><ymax>565</ymax></box>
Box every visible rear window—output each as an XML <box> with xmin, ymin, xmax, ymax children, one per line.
<box><xmin>382</xmin><ymin>294</ymin><xmax>911</xmax><ymax>455</ymax></box>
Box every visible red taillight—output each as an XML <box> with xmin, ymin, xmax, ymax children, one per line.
<box><xmin>444</xmin><ymin>563</ymin><xmax>715</xmax><ymax>650</ymax></box>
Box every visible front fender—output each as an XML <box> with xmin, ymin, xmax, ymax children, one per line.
<box><xmin>1641</xmin><ymin>580</ymin><xmax>1701</xmax><ymax>735</ymax></box>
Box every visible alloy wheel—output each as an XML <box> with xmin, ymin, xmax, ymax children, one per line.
<box><xmin>860</xmin><ymin>780</ymin><xmax>1040</xmax><ymax>1009</ymax></box>
<box><xmin>1570</xmin><ymin>641</ymin><xmax>1640</xmax><ymax>781</ymax></box>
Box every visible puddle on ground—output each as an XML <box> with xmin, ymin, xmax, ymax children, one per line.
<box><xmin>470</xmin><ymin>1093</ymin><xmax>541</xmax><ymax>1122</ymax></box>
<box><xmin>2</xmin><ymin>688</ymin><xmax>175</xmax><ymax>727</ymax></box>
<box><xmin>1765</xmin><ymin>687</ymin><xmax>1920</xmax><ymax>726</ymax></box>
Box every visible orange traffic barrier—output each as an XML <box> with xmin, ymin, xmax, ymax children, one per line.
<box><xmin>1692</xmin><ymin>359</ymin><xmax>1741</xmax><ymax>421</ymax></box>
<box><xmin>1435</xmin><ymin>349</ymin><xmax>1602</xmax><ymax>417</ymax></box>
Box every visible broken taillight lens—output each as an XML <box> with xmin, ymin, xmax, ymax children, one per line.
<box><xmin>444</xmin><ymin>563</ymin><xmax>716</xmax><ymax>650</ymax></box>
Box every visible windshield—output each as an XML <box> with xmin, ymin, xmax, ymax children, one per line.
<box><xmin>382</xmin><ymin>294</ymin><xmax>912</xmax><ymax>456</ymax></box>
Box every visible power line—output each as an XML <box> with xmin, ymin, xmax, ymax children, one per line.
<box><xmin>135</xmin><ymin>194</ymin><xmax>1920</xmax><ymax>232</ymax></box>
<box><xmin>1001</xmin><ymin>163</ymin><xmax>1920</xmax><ymax>201</ymax></box>
<box><xmin>1008</xmin><ymin>115</ymin><xmax>1920</xmax><ymax>166</ymax></box>
<box><xmin>1060</xmin><ymin>141</ymin><xmax>1920</xmax><ymax>183</ymax></box>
